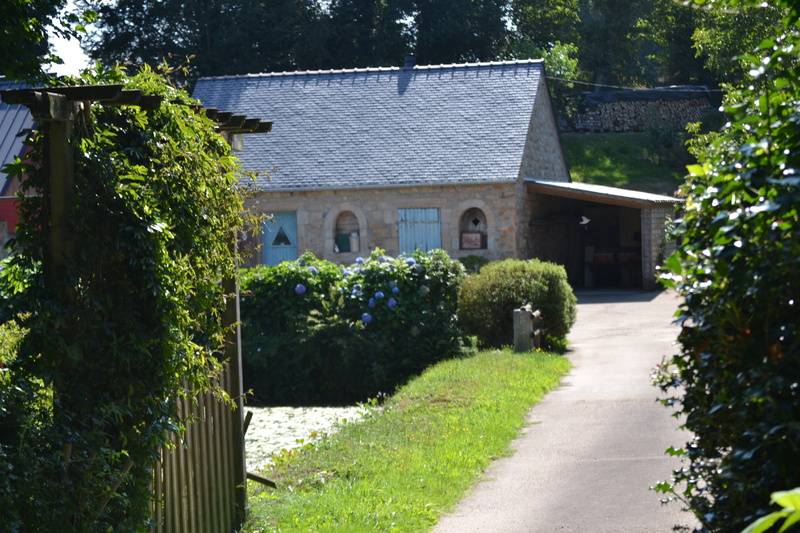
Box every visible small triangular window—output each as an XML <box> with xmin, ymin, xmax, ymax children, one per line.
<box><xmin>272</xmin><ymin>227</ymin><xmax>293</xmax><ymax>246</ymax></box>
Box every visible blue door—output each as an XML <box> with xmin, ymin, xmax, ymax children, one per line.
<box><xmin>398</xmin><ymin>208</ymin><xmax>441</xmax><ymax>253</ymax></box>
<box><xmin>262</xmin><ymin>212</ymin><xmax>298</xmax><ymax>265</ymax></box>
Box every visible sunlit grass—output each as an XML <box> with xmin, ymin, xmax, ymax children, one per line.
<box><xmin>243</xmin><ymin>348</ymin><xmax>571</xmax><ymax>533</ymax></box>
<box><xmin>561</xmin><ymin>131</ymin><xmax>689</xmax><ymax>195</ymax></box>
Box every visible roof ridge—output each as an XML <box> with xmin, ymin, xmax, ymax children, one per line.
<box><xmin>197</xmin><ymin>59</ymin><xmax>545</xmax><ymax>82</ymax></box>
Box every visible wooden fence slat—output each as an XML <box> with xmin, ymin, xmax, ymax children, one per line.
<box><xmin>150</xmin><ymin>363</ymin><xmax>244</xmax><ymax>533</ymax></box>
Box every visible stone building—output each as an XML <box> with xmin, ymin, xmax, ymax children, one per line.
<box><xmin>191</xmin><ymin>59</ymin><xmax>681</xmax><ymax>288</ymax></box>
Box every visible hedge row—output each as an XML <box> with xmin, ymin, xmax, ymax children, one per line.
<box><xmin>240</xmin><ymin>252</ymin><xmax>577</xmax><ymax>404</ymax></box>
<box><xmin>239</xmin><ymin>249</ymin><xmax>470</xmax><ymax>405</ymax></box>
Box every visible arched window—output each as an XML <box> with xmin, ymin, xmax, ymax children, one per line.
<box><xmin>460</xmin><ymin>208</ymin><xmax>488</xmax><ymax>249</ymax></box>
<box><xmin>334</xmin><ymin>211</ymin><xmax>360</xmax><ymax>253</ymax></box>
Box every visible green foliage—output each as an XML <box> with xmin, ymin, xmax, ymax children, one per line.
<box><xmin>458</xmin><ymin>254</ymin><xmax>490</xmax><ymax>273</ymax></box>
<box><xmin>0</xmin><ymin>65</ymin><xmax>251</xmax><ymax>531</ymax></box>
<box><xmin>562</xmin><ymin>132</ymin><xmax>689</xmax><ymax>195</ymax></box>
<box><xmin>692</xmin><ymin>3</ymin><xmax>787</xmax><ymax>84</ymax></box>
<box><xmin>643</xmin><ymin>115</ymin><xmax>693</xmax><ymax>169</ymax></box>
<box><xmin>741</xmin><ymin>488</ymin><xmax>800</xmax><ymax>533</ymax></box>
<box><xmin>656</xmin><ymin>3</ymin><xmax>800</xmax><ymax>531</ymax></box>
<box><xmin>0</xmin><ymin>0</ymin><xmax>95</xmax><ymax>82</ymax></box>
<box><xmin>243</xmin><ymin>347</ymin><xmax>571</xmax><ymax>532</ymax></box>
<box><xmin>239</xmin><ymin>249</ymin><xmax>470</xmax><ymax>405</ymax></box>
<box><xmin>457</xmin><ymin>259</ymin><xmax>576</xmax><ymax>350</ymax></box>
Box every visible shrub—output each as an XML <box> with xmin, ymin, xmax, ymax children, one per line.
<box><xmin>458</xmin><ymin>254</ymin><xmax>490</xmax><ymax>273</ymax></box>
<box><xmin>655</xmin><ymin>9</ymin><xmax>800</xmax><ymax>531</ymax></box>
<box><xmin>457</xmin><ymin>259</ymin><xmax>576</xmax><ymax>350</ymax></box>
<box><xmin>239</xmin><ymin>249</ymin><xmax>470</xmax><ymax>405</ymax></box>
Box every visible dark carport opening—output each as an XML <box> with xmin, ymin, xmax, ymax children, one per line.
<box><xmin>529</xmin><ymin>195</ymin><xmax>643</xmax><ymax>289</ymax></box>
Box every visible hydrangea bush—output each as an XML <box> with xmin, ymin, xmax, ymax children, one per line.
<box><xmin>239</xmin><ymin>249</ymin><xmax>471</xmax><ymax>404</ymax></box>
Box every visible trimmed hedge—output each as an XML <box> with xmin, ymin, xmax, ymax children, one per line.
<box><xmin>457</xmin><ymin>259</ymin><xmax>577</xmax><ymax>350</ymax></box>
<box><xmin>239</xmin><ymin>249</ymin><xmax>471</xmax><ymax>405</ymax></box>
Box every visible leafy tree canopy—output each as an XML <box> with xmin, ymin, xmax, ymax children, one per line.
<box><xmin>0</xmin><ymin>0</ymin><xmax>95</xmax><ymax>82</ymax></box>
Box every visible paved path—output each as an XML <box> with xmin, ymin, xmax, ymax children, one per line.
<box><xmin>433</xmin><ymin>290</ymin><xmax>699</xmax><ymax>533</ymax></box>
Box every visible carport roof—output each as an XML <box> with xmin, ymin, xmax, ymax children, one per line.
<box><xmin>526</xmin><ymin>180</ymin><xmax>683</xmax><ymax>208</ymax></box>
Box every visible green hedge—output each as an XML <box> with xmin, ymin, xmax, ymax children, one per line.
<box><xmin>239</xmin><ymin>249</ymin><xmax>471</xmax><ymax>405</ymax></box>
<box><xmin>457</xmin><ymin>259</ymin><xmax>577</xmax><ymax>350</ymax></box>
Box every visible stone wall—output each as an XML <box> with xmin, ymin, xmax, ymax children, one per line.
<box><xmin>247</xmin><ymin>181</ymin><xmax>527</xmax><ymax>266</ymax></box>
<box><xmin>640</xmin><ymin>204</ymin><xmax>676</xmax><ymax>290</ymax></box>
<box><xmin>569</xmin><ymin>97</ymin><xmax>712</xmax><ymax>133</ymax></box>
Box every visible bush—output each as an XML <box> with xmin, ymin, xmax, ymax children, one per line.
<box><xmin>458</xmin><ymin>254</ymin><xmax>490</xmax><ymax>273</ymax></box>
<box><xmin>655</xmin><ymin>11</ymin><xmax>800</xmax><ymax>531</ymax></box>
<box><xmin>239</xmin><ymin>249</ymin><xmax>470</xmax><ymax>405</ymax></box>
<box><xmin>457</xmin><ymin>259</ymin><xmax>576</xmax><ymax>350</ymax></box>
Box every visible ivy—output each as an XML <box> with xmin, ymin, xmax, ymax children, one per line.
<box><xmin>0</xmin><ymin>65</ymin><xmax>254</xmax><ymax>531</ymax></box>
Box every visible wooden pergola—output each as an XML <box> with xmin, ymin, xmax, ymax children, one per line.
<box><xmin>1</xmin><ymin>83</ymin><xmax>272</xmax><ymax>533</ymax></box>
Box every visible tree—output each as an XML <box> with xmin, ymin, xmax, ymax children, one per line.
<box><xmin>575</xmin><ymin>0</ymin><xmax>658</xmax><ymax>86</ymax></box>
<box><xmin>398</xmin><ymin>0</ymin><xmax>511</xmax><ymax>64</ymax></box>
<box><xmin>649</xmin><ymin>0</ymin><xmax>714</xmax><ymax>85</ymax></box>
<box><xmin>509</xmin><ymin>0</ymin><xmax>580</xmax><ymax>53</ymax></box>
<box><xmin>655</xmin><ymin>0</ymin><xmax>800</xmax><ymax>530</ymax></box>
<box><xmin>0</xmin><ymin>0</ymin><xmax>93</xmax><ymax>82</ymax></box>
<box><xmin>692</xmin><ymin>3</ymin><xmax>787</xmax><ymax>84</ymax></box>
<box><xmin>82</xmin><ymin>0</ymin><xmax>327</xmax><ymax>80</ymax></box>
<box><xmin>325</xmin><ymin>0</ymin><xmax>410</xmax><ymax>67</ymax></box>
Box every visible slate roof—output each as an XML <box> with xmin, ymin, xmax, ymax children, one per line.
<box><xmin>0</xmin><ymin>77</ymin><xmax>34</xmax><ymax>195</ymax></box>
<box><xmin>192</xmin><ymin>60</ymin><xmax>549</xmax><ymax>191</ymax></box>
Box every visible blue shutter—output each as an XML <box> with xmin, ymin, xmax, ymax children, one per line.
<box><xmin>262</xmin><ymin>211</ymin><xmax>298</xmax><ymax>265</ymax></box>
<box><xmin>398</xmin><ymin>208</ymin><xmax>441</xmax><ymax>253</ymax></box>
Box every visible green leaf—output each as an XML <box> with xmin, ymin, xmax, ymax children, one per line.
<box><xmin>686</xmin><ymin>164</ymin><xmax>705</xmax><ymax>177</ymax></box>
<box><xmin>778</xmin><ymin>512</ymin><xmax>800</xmax><ymax>533</ymax></box>
<box><xmin>773</xmin><ymin>488</ymin><xmax>800</xmax><ymax>511</ymax></box>
<box><xmin>742</xmin><ymin>512</ymin><xmax>789</xmax><ymax>533</ymax></box>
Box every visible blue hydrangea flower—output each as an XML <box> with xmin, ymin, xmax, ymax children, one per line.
<box><xmin>356</xmin><ymin>257</ymin><xmax>365</xmax><ymax>264</ymax></box>
<box><xmin>392</xmin><ymin>286</ymin><xmax>400</xmax><ymax>294</ymax></box>
<box><xmin>375</xmin><ymin>291</ymin><xmax>385</xmax><ymax>300</ymax></box>
<box><xmin>387</xmin><ymin>297</ymin><xmax>397</xmax><ymax>309</ymax></box>
<box><xmin>418</xmin><ymin>285</ymin><xmax>430</xmax><ymax>296</ymax></box>
<box><xmin>361</xmin><ymin>312</ymin><xmax>373</xmax><ymax>324</ymax></box>
<box><xmin>295</xmin><ymin>283</ymin><xmax>306</xmax><ymax>295</ymax></box>
<box><xmin>352</xmin><ymin>289</ymin><xmax>362</xmax><ymax>296</ymax></box>
<box><xmin>388</xmin><ymin>280</ymin><xmax>397</xmax><ymax>289</ymax></box>
<box><xmin>368</xmin><ymin>298</ymin><xmax>376</xmax><ymax>308</ymax></box>
<box><xmin>405</xmin><ymin>258</ymin><xmax>416</xmax><ymax>266</ymax></box>
<box><xmin>307</xmin><ymin>266</ymin><xmax>318</xmax><ymax>275</ymax></box>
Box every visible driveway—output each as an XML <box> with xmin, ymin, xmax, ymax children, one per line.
<box><xmin>433</xmin><ymin>289</ymin><xmax>699</xmax><ymax>533</ymax></box>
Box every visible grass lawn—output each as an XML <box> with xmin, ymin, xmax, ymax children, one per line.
<box><xmin>243</xmin><ymin>348</ymin><xmax>571</xmax><ymax>533</ymax></box>
<box><xmin>561</xmin><ymin>131</ymin><xmax>691</xmax><ymax>196</ymax></box>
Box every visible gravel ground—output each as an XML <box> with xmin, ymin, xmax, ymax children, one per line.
<box><xmin>244</xmin><ymin>406</ymin><xmax>362</xmax><ymax>471</ymax></box>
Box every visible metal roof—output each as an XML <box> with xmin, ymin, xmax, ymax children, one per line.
<box><xmin>0</xmin><ymin>78</ymin><xmax>34</xmax><ymax>195</ymax></box>
<box><xmin>526</xmin><ymin>180</ymin><xmax>683</xmax><ymax>207</ymax></box>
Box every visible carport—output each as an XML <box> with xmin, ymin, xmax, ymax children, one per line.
<box><xmin>525</xmin><ymin>180</ymin><xmax>683</xmax><ymax>290</ymax></box>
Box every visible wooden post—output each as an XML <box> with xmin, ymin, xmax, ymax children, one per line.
<box><xmin>36</xmin><ymin>92</ymin><xmax>79</xmax><ymax>286</ymax></box>
<box><xmin>223</xmin><ymin>270</ymin><xmax>247</xmax><ymax>526</ymax></box>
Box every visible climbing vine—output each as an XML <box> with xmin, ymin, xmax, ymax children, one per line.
<box><xmin>0</xmin><ymin>65</ymin><xmax>254</xmax><ymax>531</ymax></box>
